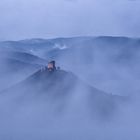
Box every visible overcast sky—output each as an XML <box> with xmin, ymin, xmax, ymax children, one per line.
<box><xmin>0</xmin><ymin>0</ymin><xmax>140</xmax><ymax>40</ymax></box>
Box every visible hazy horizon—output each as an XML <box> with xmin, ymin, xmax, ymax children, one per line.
<box><xmin>1</xmin><ymin>35</ymin><xmax>139</xmax><ymax>42</ymax></box>
<box><xmin>0</xmin><ymin>0</ymin><xmax>140</xmax><ymax>40</ymax></box>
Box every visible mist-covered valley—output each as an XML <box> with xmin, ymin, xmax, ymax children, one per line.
<box><xmin>0</xmin><ymin>36</ymin><xmax>140</xmax><ymax>140</ymax></box>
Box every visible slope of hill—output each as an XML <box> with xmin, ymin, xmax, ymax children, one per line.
<box><xmin>1</xmin><ymin>69</ymin><xmax>123</xmax><ymax>119</ymax></box>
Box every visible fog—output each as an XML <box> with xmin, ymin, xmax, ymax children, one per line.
<box><xmin>0</xmin><ymin>78</ymin><xmax>139</xmax><ymax>140</ymax></box>
<box><xmin>0</xmin><ymin>0</ymin><xmax>140</xmax><ymax>138</ymax></box>
<box><xmin>43</xmin><ymin>37</ymin><xmax>140</xmax><ymax>96</ymax></box>
<box><xmin>0</xmin><ymin>38</ymin><xmax>140</xmax><ymax>140</ymax></box>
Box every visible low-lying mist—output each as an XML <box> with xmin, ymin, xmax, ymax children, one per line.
<box><xmin>44</xmin><ymin>37</ymin><xmax>140</xmax><ymax>96</ymax></box>
<box><xmin>0</xmin><ymin>36</ymin><xmax>140</xmax><ymax>140</ymax></box>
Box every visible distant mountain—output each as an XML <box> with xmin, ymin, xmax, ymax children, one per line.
<box><xmin>0</xmin><ymin>50</ymin><xmax>47</xmax><ymax>91</ymax></box>
<box><xmin>0</xmin><ymin>39</ymin><xmax>54</xmax><ymax>54</ymax></box>
<box><xmin>0</xmin><ymin>36</ymin><xmax>139</xmax><ymax>95</ymax></box>
<box><xmin>1</xmin><ymin>36</ymin><xmax>139</xmax><ymax>62</ymax></box>
<box><xmin>1</xmin><ymin>36</ymin><xmax>140</xmax><ymax>60</ymax></box>
<box><xmin>0</xmin><ymin>50</ymin><xmax>47</xmax><ymax>65</ymax></box>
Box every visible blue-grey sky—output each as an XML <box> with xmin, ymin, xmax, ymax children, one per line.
<box><xmin>0</xmin><ymin>0</ymin><xmax>140</xmax><ymax>40</ymax></box>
